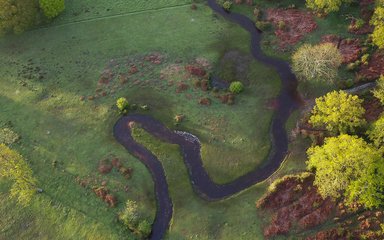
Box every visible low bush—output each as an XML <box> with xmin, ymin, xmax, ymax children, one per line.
<box><xmin>39</xmin><ymin>0</ymin><xmax>65</xmax><ymax>19</ymax></box>
<box><xmin>361</xmin><ymin>53</ymin><xmax>370</xmax><ymax>65</ymax></box>
<box><xmin>222</xmin><ymin>1</ymin><xmax>232</xmax><ymax>11</ymax></box>
<box><xmin>0</xmin><ymin>128</ymin><xmax>20</xmax><ymax>145</ymax></box>
<box><xmin>229</xmin><ymin>81</ymin><xmax>244</xmax><ymax>94</ymax></box>
<box><xmin>116</xmin><ymin>97</ymin><xmax>129</xmax><ymax>114</ymax></box>
<box><xmin>255</xmin><ymin>21</ymin><xmax>272</xmax><ymax>31</ymax></box>
<box><xmin>118</xmin><ymin>199</ymin><xmax>152</xmax><ymax>238</ymax></box>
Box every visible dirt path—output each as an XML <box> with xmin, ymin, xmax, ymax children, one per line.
<box><xmin>114</xmin><ymin>1</ymin><xmax>301</xmax><ymax>239</ymax></box>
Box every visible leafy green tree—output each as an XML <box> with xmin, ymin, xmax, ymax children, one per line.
<box><xmin>229</xmin><ymin>81</ymin><xmax>244</xmax><ymax>94</ymax></box>
<box><xmin>292</xmin><ymin>43</ymin><xmax>342</xmax><ymax>82</ymax></box>
<box><xmin>371</xmin><ymin>3</ymin><xmax>384</xmax><ymax>49</ymax></box>
<box><xmin>307</xmin><ymin>134</ymin><xmax>384</xmax><ymax>208</ymax></box>
<box><xmin>368</xmin><ymin>114</ymin><xmax>384</xmax><ymax>149</ymax></box>
<box><xmin>306</xmin><ymin>0</ymin><xmax>352</xmax><ymax>14</ymax></box>
<box><xmin>0</xmin><ymin>144</ymin><xmax>37</xmax><ymax>206</ymax></box>
<box><xmin>373</xmin><ymin>75</ymin><xmax>384</xmax><ymax>105</ymax></box>
<box><xmin>309</xmin><ymin>91</ymin><xmax>366</xmax><ymax>133</ymax></box>
<box><xmin>116</xmin><ymin>97</ymin><xmax>129</xmax><ymax>113</ymax></box>
<box><xmin>39</xmin><ymin>0</ymin><xmax>65</xmax><ymax>19</ymax></box>
<box><xmin>0</xmin><ymin>0</ymin><xmax>40</xmax><ymax>35</ymax></box>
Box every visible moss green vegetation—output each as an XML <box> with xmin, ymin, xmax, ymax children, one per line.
<box><xmin>0</xmin><ymin>0</ymin><xmax>282</xmax><ymax>238</ymax></box>
<box><xmin>39</xmin><ymin>0</ymin><xmax>65</xmax><ymax>19</ymax></box>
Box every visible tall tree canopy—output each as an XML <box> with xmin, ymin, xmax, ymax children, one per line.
<box><xmin>368</xmin><ymin>114</ymin><xmax>384</xmax><ymax>149</ymax></box>
<box><xmin>0</xmin><ymin>144</ymin><xmax>37</xmax><ymax>205</ymax></box>
<box><xmin>309</xmin><ymin>91</ymin><xmax>366</xmax><ymax>134</ymax></box>
<box><xmin>306</xmin><ymin>0</ymin><xmax>352</xmax><ymax>14</ymax></box>
<box><xmin>371</xmin><ymin>2</ymin><xmax>384</xmax><ymax>48</ymax></box>
<box><xmin>0</xmin><ymin>0</ymin><xmax>40</xmax><ymax>35</ymax></box>
<box><xmin>307</xmin><ymin>134</ymin><xmax>384</xmax><ymax>208</ymax></box>
<box><xmin>372</xmin><ymin>75</ymin><xmax>384</xmax><ymax>105</ymax></box>
<box><xmin>292</xmin><ymin>43</ymin><xmax>342</xmax><ymax>82</ymax></box>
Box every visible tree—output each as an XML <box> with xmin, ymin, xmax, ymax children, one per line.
<box><xmin>306</xmin><ymin>0</ymin><xmax>352</xmax><ymax>14</ymax></box>
<box><xmin>116</xmin><ymin>97</ymin><xmax>129</xmax><ymax>114</ymax></box>
<box><xmin>0</xmin><ymin>0</ymin><xmax>40</xmax><ymax>35</ymax></box>
<box><xmin>118</xmin><ymin>199</ymin><xmax>153</xmax><ymax>237</ymax></box>
<box><xmin>39</xmin><ymin>0</ymin><xmax>65</xmax><ymax>19</ymax></box>
<box><xmin>0</xmin><ymin>144</ymin><xmax>37</xmax><ymax>206</ymax></box>
<box><xmin>368</xmin><ymin>114</ymin><xmax>384</xmax><ymax>149</ymax></box>
<box><xmin>229</xmin><ymin>81</ymin><xmax>244</xmax><ymax>94</ymax></box>
<box><xmin>371</xmin><ymin>3</ymin><xmax>384</xmax><ymax>48</ymax></box>
<box><xmin>372</xmin><ymin>75</ymin><xmax>384</xmax><ymax>105</ymax></box>
<box><xmin>292</xmin><ymin>43</ymin><xmax>342</xmax><ymax>82</ymax></box>
<box><xmin>118</xmin><ymin>200</ymin><xmax>140</xmax><ymax>229</ymax></box>
<box><xmin>307</xmin><ymin>134</ymin><xmax>384</xmax><ymax>208</ymax></box>
<box><xmin>309</xmin><ymin>91</ymin><xmax>366</xmax><ymax>133</ymax></box>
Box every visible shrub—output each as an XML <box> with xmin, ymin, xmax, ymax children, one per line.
<box><xmin>277</xmin><ymin>20</ymin><xmax>286</xmax><ymax>30</ymax></box>
<box><xmin>137</xmin><ymin>220</ymin><xmax>152</xmax><ymax>237</ymax></box>
<box><xmin>253</xmin><ymin>7</ymin><xmax>261</xmax><ymax>19</ymax></box>
<box><xmin>361</xmin><ymin>53</ymin><xmax>370</xmax><ymax>65</ymax></box>
<box><xmin>118</xmin><ymin>200</ymin><xmax>140</xmax><ymax>229</ymax></box>
<box><xmin>229</xmin><ymin>81</ymin><xmax>244</xmax><ymax>94</ymax></box>
<box><xmin>39</xmin><ymin>0</ymin><xmax>65</xmax><ymax>19</ymax></box>
<box><xmin>255</xmin><ymin>21</ymin><xmax>271</xmax><ymax>31</ymax></box>
<box><xmin>355</xmin><ymin>18</ymin><xmax>365</xmax><ymax>29</ymax></box>
<box><xmin>0</xmin><ymin>128</ymin><xmax>20</xmax><ymax>145</ymax></box>
<box><xmin>118</xmin><ymin>199</ymin><xmax>153</xmax><ymax>238</ymax></box>
<box><xmin>116</xmin><ymin>97</ymin><xmax>129</xmax><ymax>113</ymax></box>
<box><xmin>222</xmin><ymin>1</ymin><xmax>232</xmax><ymax>11</ymax></box>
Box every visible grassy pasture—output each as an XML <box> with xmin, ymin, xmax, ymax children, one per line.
<box><xmin>0</xmin><ymin>0</ymin><xmax>285</xmax><ymax>239</ymax></box>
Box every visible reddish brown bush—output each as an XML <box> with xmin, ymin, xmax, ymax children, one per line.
<box><xmin>105</xmin><ymin>194</ymin><xmax>118</xmax><ymax>207</ymax></box>
<box><xmin>185</xmin><ymin>65</ymin><xmax>206</xmax><ymax>77</ymax></box>
<box><xmin>111</xmin><ymin>158</ymin><xmax>122</xmax><ymax>168</ymax></box>
<box><xmin>98</xmin><ymin>159</ymin><xmax>113</xmax><ymax>174</ymax></box>
<box><xmin>199</xmin><ymin>98</ymin><xmax>211</xmax><ymax>106</ymax></box>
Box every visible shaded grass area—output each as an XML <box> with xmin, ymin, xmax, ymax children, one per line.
<box><xmin>0</xmin><ymin>1</ymin><xmax>281</xmax><ymax>239</ymax></box>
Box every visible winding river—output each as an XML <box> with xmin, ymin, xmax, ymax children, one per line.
<box><xmin>113</xmin><ymin>1</ymin><xmax>301</xmax><ymax>239</ymax></box>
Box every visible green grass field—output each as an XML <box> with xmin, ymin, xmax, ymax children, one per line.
<box><xmin>0</xmin><ymin>0</ymin><xmax>286</xmax><ymax>239</ymax></box>
<box><xmin>3</xmin><ymin>0</ymin><xmax>363</xmax><ymax>238</ymax></box>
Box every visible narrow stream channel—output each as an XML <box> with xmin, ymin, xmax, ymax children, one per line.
<box><xmin>114</xmin><ymin>1</ymin><xmax>301</xmax><ymax>239</ymax></box>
